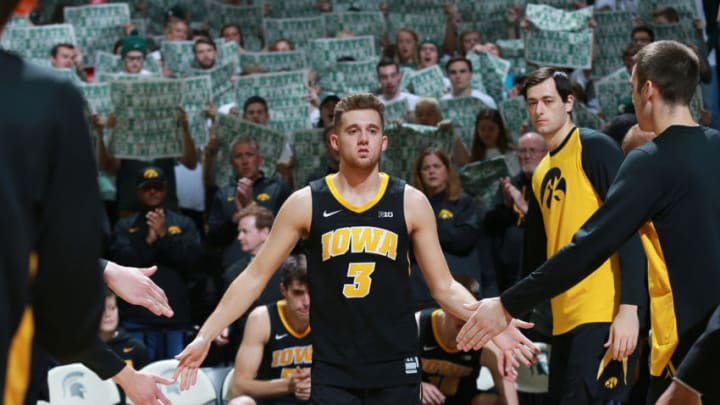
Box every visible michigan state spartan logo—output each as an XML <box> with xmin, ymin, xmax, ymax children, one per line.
<box><xmin>540</xmin><ymin>168</ymin><xmax>566</xmax><ymax>209</ymax></box>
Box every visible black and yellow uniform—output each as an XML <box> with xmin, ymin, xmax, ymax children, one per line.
<box><xmin>418</xmin><ymin>309</ymin><xmax>481</xmax><ymax>405</ymax></box>
<box><xmin>501</xmin><ymin>125</ymin><xmax>720</xmax><ymax>403</ymax></box>
<box><xmin>1</xmin><ymin>50</ymin><xmax>104</xmax><ymax>404</ymax></box>
<box><xmin>256</xmin><ymin>300</ymin><xmax>312</xmax><ymax>405</ymax></box>
<box><xmin>521</xmin><ymin>127</ymin><xmax>646</xmax><ymax>401</ymax></box>
<box><xmin>306</xmin><ymin>174</ymin><xmax>421</xmax><ymax>395</ymax></box>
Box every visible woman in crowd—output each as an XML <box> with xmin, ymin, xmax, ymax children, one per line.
<box><xmin>470</xmin><ymin>108</ymin><xmax>519</xmax><ymax>175</ymax></box>
<box><xmin>396</xmin><ymin>28</ymin><xmax>419</xmax><ymax>68</ymax></box>
<box><xmin>410</xmin><ymin>148</ymin><xmax>482</xmax><ymax>308</ymax></box>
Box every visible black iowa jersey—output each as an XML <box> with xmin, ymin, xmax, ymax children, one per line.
<box><xmin>257</xmin><ymin>300</ymin><xmax>312</xmax><ymax>405</ymax></box>
<box><xmin>306</xmin><ymin>173</ymin><xmax>419</xmax><ymax>388</ymax></box>
<box><xmin>418</xmin><ymin>309</ymin><xmax>481</xmax><ymax>405</ymax></box>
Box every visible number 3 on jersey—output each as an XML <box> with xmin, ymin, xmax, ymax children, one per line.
<box><xmin>343</xmin><ymin>263</ymin><xmax>375</xmax><ymax>298</ymax></box>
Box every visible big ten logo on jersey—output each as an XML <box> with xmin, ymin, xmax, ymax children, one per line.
<box><xmin>321</xmin><ymin>226</ymin><xmax>398</xmax><ymax>261</ymax></box>
<box><xmin>271</xmin><ymin>345</ymin><xmax>312</xmax><ymax>370</ymax></box>
<box><xmin>422</xmin><ymin>359</ymin><xmax>474</xmax><ymax>395</ymax></box>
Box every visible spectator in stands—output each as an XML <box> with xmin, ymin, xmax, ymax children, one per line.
<box><xmin>631</xmin><ymin>26</ymin><xmax>654</xmax><ymax>48</ymax></box>
<box><xmin>220</xmin><ymin>23</ymin><xmax>246</xmax><ymax>53</ymax></box>
<box><xmin>214</xmin><ymin>206</ymin><xmax>284</xmax><ymax>361</ymax></box>
<box><xmin>110</xmin><ymin>166</ymin><xmax>201</xmax><ymax>361</ymax></box>
<box><xmin>49</xmin><ymin>42</ymin><xmax>87</xmax><ymax>80</ymax></box>
<box><xmin>410</xmin><ymin>148</ymin><xmax>482</xmax><ymax>308</ymax></box>
<box><xmin>469</xmin><ymin>109</ymin><xmax>518</xmax><ymax>175</ymax></box>
<box><xmin>484</xmin><ymin>132</ymin><xmax>547</xmax><ymax>292</ymax></box>
<box><xmin>164</xmin><ymin>18</ymin><xmax>189</xmax><ymax>42</ymax></box>
<box><xmin>396</xmin><ymin>28</ymin><xmax>419</xmax><ymax>68</ymax></box>
<box><xmin>205</xmin><ymin>133</ymin><xmax>291</xmax><ymax>268</ymax></box>
<box><xmin>458</xmin><ymin>30</ymin><xmax>482</xmax><ymax>55</ymax></box>
<box><xmin>313</xmin><ymin>94</ymin><xmax>339</xmax><ymax>129</ymax></box>
<box><xmin>193</xmin><ymin>36</ymin><xmax>217</xmax><ymax>70</ymax></box>
<box><xmin>268</xmin><ymin>38</ymin><xmax>294</xmax><ymax>52</ymax></box>
<box><xmin>413</xmin><ymin>97</ymin><xmax>470</xmax><ymax>165</ymax></box>
<box><xmin>228</xmin><ymin>255</ymin><xmax>311</xmax><ymax>405</ymax></box>
<box><xmin>622</xmin><ymin>42</ymin><xmax>643</xmax><ymax>74</ymax></box>
<box><xmin>417</xmin><ymin>37</ymin><xmax>443</xmax><ymax>70</ymax></box>
<box><xmin>97</xmin><ymin>108</ymin><xmax>197</xmax><ymax>218</ymax></box>
<box><xmin>376</xmin><ymin>58</ymin><xmax>419</xmax><ymax>114</ymax></box>
<box><xmin>441</xmin><ymin>56</ymin><xmax>498</xmax><ymax>109</ymax></box>
<box><xmin>120</xmin><ymin>35</ymin><xmax>151</xmax><ymax>76</ymax></box>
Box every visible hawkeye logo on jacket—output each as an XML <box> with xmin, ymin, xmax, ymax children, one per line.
<box><xmin>438</xmin><ymin>209</ymin><xmax>454</xmax><ymax>219</ymax></box>
<box><xmin>168</xmin><ymin>226</ymin><xmax>182</xmax><ymax>235</ymax></box>
<box><xmin>256</xmin><ymin>193</ymin><xmax>271</xmax><ymax>201</ymax></box>
<box><xmin>540</xmin><ymin>167</ymin><xmax>566</xmax><ymax>209</ymax></box>
<box><xmin>321</xmin><ymin>226</ymin><xmax>398</xmax><ymax>261</ymax></box>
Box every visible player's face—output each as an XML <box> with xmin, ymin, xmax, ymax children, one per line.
<box><xmin>100</xmin><ymin>295</ymin><xmax>119</xmax><ymax>333</ymax></box>
<box><xmin>525</xmin><ymin>78</ymin><xmax>573</xmax><ymax>137</ymax></box>
<box><xmin>237</xmin><ymin>216</ymin><xmax>269</xmax><ymax>255</ymax></box>
<box><xmin>136</xmin><ymin>182</ymin><xmax>166</xmax><ymax>208</ymax></box>
<box><xmin>281</xmin><ymin>280</ymin><xmax>310</xmax><ymax>321</ymax></box>
<box><xmin>332</xmin><ymin>109</ymin><xmax>387</xmax><ymax>170</ymax></box>
<box><xmin>418</xmin><ymin>44</ymin><xmax>439</xmax><ymax>69</ymax></box>
<box><xmin>447</xmin><ymin>61</ymin><xmax>472</xmax><ymax>92</ymax></box>
<box><xmin>230</xmin><ymin>141</ymin><xmax>263</xmax><ymax>180</ymax></box>
<box><xmin>194</xmin><ymin>43</ymin><xmax>216</xmax><ymax>69</ymax></box>
<box><xmin>51</xmin><ymin>46</ymin><xmax>75</xmax><ymax>69</ymax></box>
<box><xmin>123</xmin><ymin>50</ymin><xmax>145</xmax><ymax>74</ymax></box>
<box><xmin>476</xmin><ymin>118</ymin><xmax>500</xmax><ymax>148</ymax></box>
<box><xmin>378</xmin><ymin>64</ymin><xmax>401</xmax><ymax>98</ymax></box>
<box><xmin>420</xmin><ymin>153</ymin><xmax>448</xmax><ymax>196</ymax></box>
<box><xmin>243</xmin><ymin>102</ymin><xmax>269</xmax><ymax>125</ymax></box>
<box><xmin>631</xmin><ymin>66</ymin><xmax>653</xmax><ymax>132</ymax></box>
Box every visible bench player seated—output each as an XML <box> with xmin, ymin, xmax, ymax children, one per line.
<box><xmin>228</xmin><ymin>255</ymin><xmax>311</xmax><ymax>405</ymax></box>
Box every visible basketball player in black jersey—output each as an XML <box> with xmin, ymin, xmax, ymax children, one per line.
<box><xmin>174</xmin><ymin>93</ymin><xmax>538</xmax><ymax>403</ymax></box>
<box><xmin>229</xmin><ymin>255</ymin><xmax>311</xmax><ymax>405</ymax></box>
<box><xmin>457</xmin><ymin>41</ymin><xmax>720</xmax><ymax>404</ymax></box>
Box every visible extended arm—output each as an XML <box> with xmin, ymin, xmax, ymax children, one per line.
<box><xmin>174</xmin><ymin>188</ymin><xmax>312</xmax><ymax>389</ymax></box>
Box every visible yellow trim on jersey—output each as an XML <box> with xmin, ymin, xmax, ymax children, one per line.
<box><xmin>277</xmin><ymin>300</ymin><xmax>311</xmax><ymax>339</ymax></box>
<box><xmin>324</xmin><ymin>173</ymin><xmax>390</xmax><ymax>213</ymax></box>
<box><xmin>639</xmin><ymin>222</ymin><xmax>679</xmax><ymax>377</ymax></box>
<box><xmin>596</xmin><ymin>348</ymin><xmax>628</xmax><ymax>385</ymax></box>
<box><xmin>431</xmin><ymin>309</ymin><xmax>459</xmax><ymax>354</ymax></box>
<box><xmin>4</xmin><ymin>252</ymin><xmax>37</xmax><ymax>405</ymax></box>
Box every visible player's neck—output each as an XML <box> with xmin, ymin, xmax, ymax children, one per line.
<box><xmin>545</xmin><ymin>118</ymin><xmax>576</xmax><ymax>151</ymax></box>
<box><xmin>282</xmin><ymin>306</ymin><xmax>309</xmax><ymax>334</ymax></box>
<box><xmin>652</xmin><ymin>102</ymin><xmax>698</xmax><ymax>135</ymax></box>
<box><xmin>333</xmin><ymin>167</ymin><xmax>383</xmax><ymax>196</ymax></box>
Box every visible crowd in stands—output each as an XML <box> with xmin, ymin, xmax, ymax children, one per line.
<box><xmin>8</xmin><ymin>0</ymin><xmax>720</xmax><ymax>403</ymax></box>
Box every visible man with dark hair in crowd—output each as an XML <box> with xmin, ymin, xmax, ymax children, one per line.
<box><xmin>193</xmin><ymin>36</ymin><xmax>217</xmax><ymax>70</ymax></box>
<box><xmin>631</xmin><ymin>26</ymin><xmax>654</xmax><ymax>48</ymax></box>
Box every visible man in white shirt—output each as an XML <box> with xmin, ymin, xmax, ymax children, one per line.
<box><xmin>441</xmin><ymin>56</ymin><xmax>497</xmax><ymax>109</ymax></box>
<box><xmin>376</xmin><ymin>58</ymin><xmax>419</xmax><ymax>114</ymax></box>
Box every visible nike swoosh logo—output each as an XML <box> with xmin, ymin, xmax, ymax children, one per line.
<box><xmin>423</xmin><ymin>345</ymin><xmax>437</xmax><ymax>351</ymax></box>
<box><xmin>275</xmin><ymin>333</ymin><xmax>288</xmax><ymax>340</ymax></box>
<box><xmin>323</xmin><ymin>209</ymin><xmax>341</xmax><ymax>218</ymax></box>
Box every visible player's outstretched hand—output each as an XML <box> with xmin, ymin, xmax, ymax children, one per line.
<box><xmin>103</xmin><ymin>261</ymin><xmax>174</xmax><ymax>318</ymax></box>
<box><xmin>491</xmin><ymin>319</ymin><xmax>540</xmax><ymax>367</ymax></box>
<box><xmin>604</xmin><ymin>304</ymin><xmax>639</xmax><ymax>360</ymax></box>
<box><xmin>456</xmin><ymin>297</ymin><xmax>511</xmax><ymax>351</ymax></box>
<box><xmin>173</xmin><ymin>336</ymin><xmax>211</xmax><ymax>391</ymax></box>
<box><xmin>113</xmin><ymin>366</ymin><xmax>174</xmax><ymax>405</ymax></box>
